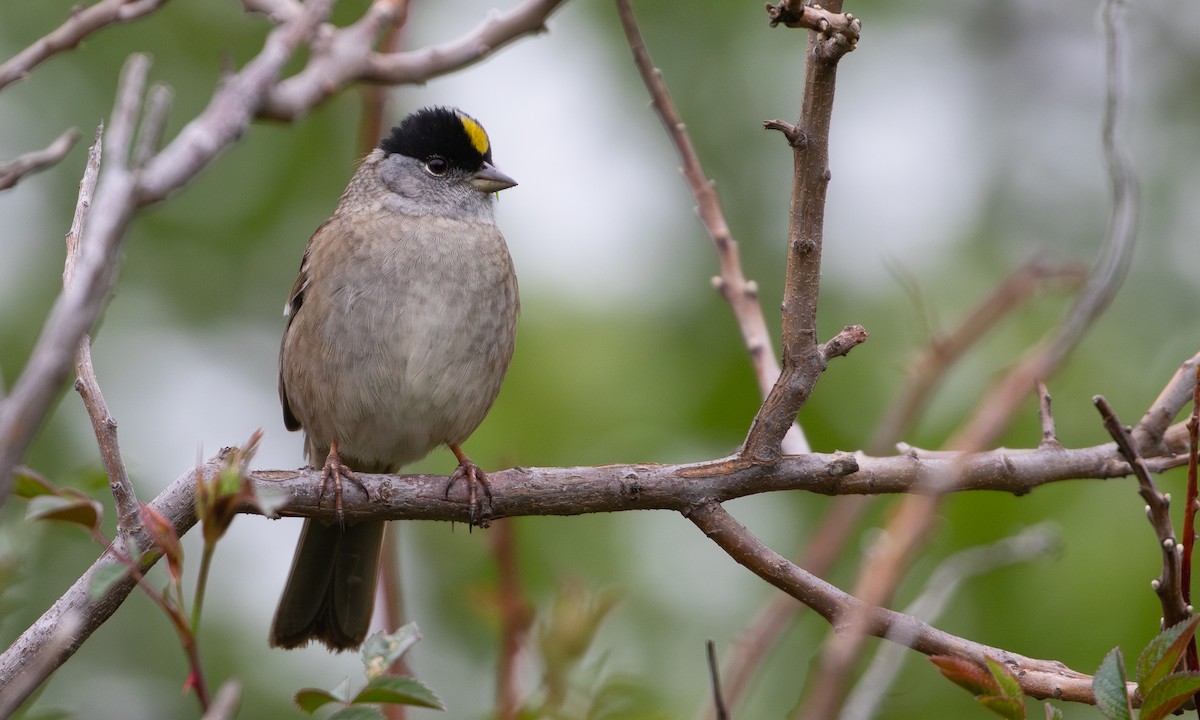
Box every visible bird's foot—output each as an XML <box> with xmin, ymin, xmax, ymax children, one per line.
<box><xmin>318</xmin><ymin>440</ymin><xmax>368</xmax><ymax>526</ymax></box>
<box><xmin>445</xmin><ymin>444</ymin><xmax>493</xmax><ymax>527</ymax></box>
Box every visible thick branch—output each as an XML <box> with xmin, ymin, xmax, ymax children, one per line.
<box><xmin>740</xmin><ymin>1</ymin><xmax>858</xmax><ymax>465</ymax></box>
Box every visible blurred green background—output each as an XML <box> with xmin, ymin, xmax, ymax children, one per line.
<box><xmin>2</xmin><ymin>0</ymin><xmax>1199</xmax><ymax>718</ymax></box>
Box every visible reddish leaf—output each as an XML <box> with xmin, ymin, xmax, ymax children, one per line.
<box><xmin>932</xmin><ymin>655</ymin><xmax>998</xmax><ymax>697</ymax></box>
<box><xmin>140</xmin><ymin>504</ymin><xmax>183</xmax><ymax>582</ymax></box>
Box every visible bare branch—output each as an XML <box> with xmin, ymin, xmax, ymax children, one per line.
<box><xmin>228</xmin><ymin>429</ymin><xmax>1187</xmax><ymax>525</ymax></box>
<box><xmin>0</xmin><ymin>0</ymin><xmax>169</xmax><ymax>91</ymax></box>
<box><xmin>740</xmin><ymin>1</ymin><xmax>858</xmax><ymax>466</ymax></box>
<box><xmin>1037</xmin><ymin>380</ymin><xmax>1062</xmax><ymax>450</ymax></box>
<box><xmin>685</xmin><ymin>501</ymin><xmax>1097</xmax><ymax>705</ymax></box>
<box><xmin>0</xmin><ymin>129</ymin><xmax>80</xmax><ymax>191</ymax></box>
<box><xmin>260</xmin><ymin>0</ymin><xmax>567</xmax><ymax>120</ymax></box>
<box><xmin>765</xmin><ymin>1</ymin><xmax>863</xmax><ymax>49</ymax></box>
<box><xmin>62</xmin><ymin>125</ymin><xmax>142</xmax><ymax>537</ymax></box>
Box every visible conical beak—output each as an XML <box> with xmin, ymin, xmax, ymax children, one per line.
<box><xmin>469</xmin><ymin>162</ymin><xmax>518</xmax><ymax>193</ymax></box>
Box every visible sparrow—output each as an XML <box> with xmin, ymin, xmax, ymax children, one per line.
<box><xmin>269</xmin><ymin>106</ymin><xmax>519</xmax><ymax>651</ymax></box>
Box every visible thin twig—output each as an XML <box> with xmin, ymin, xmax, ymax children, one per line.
<box><xmin>200</xmin><ymin>681</ymin><xmax>243</xmax><ymax>720</ymax></box>
<box><xmin>1185</xmin><ymin>366</ymin><xmax>1200</xmax><ymax>686</ymax></box>
<box><xmin>1037</xmin><ymin>380</ymin><xmax>1061</xmax><ymax>450</ymax></box>
<box><xmin>614</xmin><ymin>0</ymin><xmax>808</xmax><ymax>452</ymax></box>
<box><xmin>1095</xmin><ymin>395</ymin><xmax>1188</xmax><ymax>628</ymax></box>
<box><xmin>0</xmin><ymin>0</ymin><xmax>169</xmax><ymax>90</ymax></box>
<box><xmin>63</xmin><ymin>126</ymin><xmax>141</xmax><ymax>538</ymax></box>
<box><xmin>706</xmin><ymin>639</ymin><xmax>729</xmax><ymax>720</ymax></box>
<box><xmin>0</xmin><ymin>129</ymin><xmax>80</xmax><ymax>191</ymax></box>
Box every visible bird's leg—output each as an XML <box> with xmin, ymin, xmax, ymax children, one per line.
<box><xmin>446</xmin><ymin>443</ymin><xmax>493</xmax><ymax>527</ymax></box>
<box><xmin>318</xmin><ymin>438</ymin><xmax>368</xmax><ymax>526</ymax></box>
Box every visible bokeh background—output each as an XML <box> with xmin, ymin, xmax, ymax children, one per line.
<box><xmin>2</xmin><ymin>0</ymin><xmax>1199</xmax><ymax>717</ymax></box>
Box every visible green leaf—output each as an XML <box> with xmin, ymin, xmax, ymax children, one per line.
<box><xmin>931</xmin><ymin>655</ymin><xmax>998</xmax><ymax>697</ymax></box>
<box><xmin>1139</xmin><ymin>672</ymin><xmax>1200</xmax><ymax>720</ymax></box>
<box><xmin>986</xmin><ymin>656</ymin><xmax>1024</xmax><ymax>701</ymax></box>
<box><xmin>1135</xmin><ymin>615</ymin><xmax>1200</xmax><ymax>690</ymax></box>
<box><xmin>89</xmin><ymin>560</ymin><xmax>131</xmax><ymax>599</ymax></box>
<box><xmin>26</xmin><ymin>494</ymin><xmax>102</xmax><ymax>531</ymax></box>
<box><xmin>1043</xmin><ymin>703</ymin><xmax>1063</xmax><ymax>720</ymax></box>
<box><xmin>352</xmin><ymin>675</ymin><xmax>443</xmax><ymax>709</ymax></box>
<box><xmin>977</xmin><ymin>694</ymin><xmax>1025</xmax><ymax>720</ymax></box>
<box><xmin>1092</xmin><ymin>647</ymin><xmax>1132</xmax><ymax>720</ymax></box>
<box><xmin>12</xmin><ymin>467</ymin><xmax>58</xmax><ymax>498</ymax></box>
<box><xmin>327</xmin><ymin>707</ymin><xmax>385</xmax><ymax>720</ymax></box>
<box><xmin>293</xmin><ymin>688</ymin><xmax>343</xmax><ymax>714</ymax></box>
<box><xmin>362</xmin><ymin>624</ymin><xmax>423</xmax><ymax>680</ymax></box>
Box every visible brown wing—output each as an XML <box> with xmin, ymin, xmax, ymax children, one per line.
<box><xmin>278</xmin><ymin>219</ymin><xmax>331</xmax><ymax>432</ymax></box>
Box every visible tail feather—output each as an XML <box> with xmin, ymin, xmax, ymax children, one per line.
<box><xmin>270</xmin><ymin>519</ymin><xmax>386</xmax><ymax>651</ymax></box>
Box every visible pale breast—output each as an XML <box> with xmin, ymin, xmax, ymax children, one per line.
<box><xmin>280</xmin><ymin>210</ymin><xmax>518</xmax><ymax>471</ymax></box>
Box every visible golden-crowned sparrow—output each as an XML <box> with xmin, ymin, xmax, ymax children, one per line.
<box><xmin>269</xmin><ymin>106</ymin><xmax>519</xmax><ymax>651</ymax></box>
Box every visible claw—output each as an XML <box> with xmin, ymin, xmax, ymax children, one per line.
<box><xmin>318</xmin><ymin>439</ymin><xmax>368</xmax><ymax>526</ymax></box>
<box><xmin>445</xmin><ymin>443</ymin><xmax>493</xmax><ymax>527</ymax></box>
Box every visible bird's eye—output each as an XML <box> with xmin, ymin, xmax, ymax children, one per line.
<box><xmin>425</xmin><ymin>156</ymin><xmax>448</xmax><ymax>176</ymax></box>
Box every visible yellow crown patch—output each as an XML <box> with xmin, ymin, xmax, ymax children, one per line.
<box><xmin>457</xmin><ymin>113</ymin><xmax>491</xmax><ymax>157</ymax></box>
